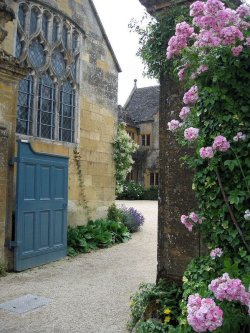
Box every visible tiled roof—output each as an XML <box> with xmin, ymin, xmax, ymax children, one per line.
<box><xmin>124</xmin><ymin>85</ymin><xmax>160</xmax><ymax>123</ymax></box>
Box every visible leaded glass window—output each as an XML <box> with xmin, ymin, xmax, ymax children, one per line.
<box><xmin>30</xmin><ymin>8</ymin><xmax>38</xmax><ymax>35</ymax></box>
<box><xmin>29</xmin><ymin>40</ymin><xmax>45</xmax><ymax>68</ymax></box>
<box><xmin>52</xmin><ymin>51</ymin><xmax>66</xmax><ymax>77</ymax></box>
<box><xmin>16</xmin><ymin>32</ymin><xmax>22</xmax><ymax>58</ymax></box>
<box><xmin>72</xmin><ymin>31</ymin><xmax>78</xmax><ymax>50</ymax></box>
<box><xmin>15</xmin><ymin>2</ymin><xmax>81</xmax><ymax>143</ymax></box>
<box><xmin>17</xmin><ymin>76</ymin><xmax>33</xmax><ymax>136</ymax></box>
<box><xmin>18</xmin><ymin>4</ymin><xmax>26</xmax><ymax>30</ymax></box>
<box><xmin>42</xmin><ymin>13</ymin><xmax>49</xmax><ymax>40</ymax></box>
<box><xmin>62</xmin><ymin>25</ymin><xmax>68</xmax><ymax>48</ymax></box>
<box><xmin>52</xmin><ymin>18</ymin><xmax>59</xmax><ymax>43</ymax></box>
<box><xmin>59</xmin><ymin>82</ymin><xmax>75</xmax><ymax>143</ymax></box>
<box><xmin>37</xmin><ymin>74</ymin><xmax>55</xmax><ymax>139</ymax></box>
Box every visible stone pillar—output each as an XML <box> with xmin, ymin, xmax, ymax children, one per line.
<box><xmin>157</xmin><ymin>75</ymin><xmax>200</xmax><ymax>282</ymax></box>
<box><xmin>138</xmin><ymin>0</ymin><xmax>200</xmax><ymax>283</ymax></box>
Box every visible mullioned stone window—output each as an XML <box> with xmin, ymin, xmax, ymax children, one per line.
<box><xmin>15</xmin><ymin>2</ymin><xmax>81</xmax><ymax>143</ymax></box>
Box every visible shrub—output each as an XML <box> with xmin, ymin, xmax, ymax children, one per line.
<box><xmin>117</xmin><ymin>181</ymin><xmax>144</xmax><ymax>200</ymax></box>
<box><xmin>107</xmin><ymin>203</ymin><xmax>123</xmax><ymax>223</ymax></box>
<box><xmin>113</xmin><ymin>124</ymin><xmax>138</xmax><ymax>194</ymax></box>
<box><xmin>67</xmin><ymin>219</ymin><xmax>131</xmax><ymax>257</ymax></box>
<box><xmin>143</xmin><ymin>186</ymin><xmax>158</xmax><ymax>200</ymax></box>
<box><xmin>128</xmin><ymin>280</ymin><xmax>182</xmax><ymax>332</ymax></box>
<box><xmin>120</xmin><ymin>206</ymin><xmax>145</xmax><ymax>233</ymax></box>
<box><xmin>0</xmin><ymin>262</ymin><xmax>6</xmax><ymax>277</ymax></box>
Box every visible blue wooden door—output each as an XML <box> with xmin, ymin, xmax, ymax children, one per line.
<box><xmin>14</xmin><ymin>141</ymin><xmax>69</xmax><ymax>271</ymax></box>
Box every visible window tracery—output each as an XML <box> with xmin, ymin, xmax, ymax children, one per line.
<box><xmin>15</xmin><ymin>2</ymin><xmax>81</xmax><ymax>143</ymax></box>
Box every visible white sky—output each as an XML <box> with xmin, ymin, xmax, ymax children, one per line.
<box><xmin>92</xmin><ymin>0</ymin><xmax>158</xmax><ymax>106</ymax></box>
<box><xmin>92</xmin><ymin>0</ymin><xmax>250</xmax><ymax>106</ymax></box>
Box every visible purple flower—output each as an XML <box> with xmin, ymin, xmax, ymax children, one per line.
<box><xmin>120</xmin><ymin>206</ymin><xmax>144</xmax><ymax>232</ymax></box>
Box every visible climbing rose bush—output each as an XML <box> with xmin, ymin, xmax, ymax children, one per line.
<box><xmin>166</xmin><ymin>0</ymin><xmax>250</xmax><ymax>332</ymax></box>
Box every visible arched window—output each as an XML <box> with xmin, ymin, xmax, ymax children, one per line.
<box><xmin>15</xmin><ymin>3</ymin><xmax>80</xmax><ymax>143</ymax></box>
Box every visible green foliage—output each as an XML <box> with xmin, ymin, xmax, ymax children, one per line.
<box><xmin>67</xmin><ymin>219</ymin><xmax>131</xmax><ymax>256</ymax></box>
<box><xmin>113</xmin><ymin>124</ymin><xmax>138</xmax><ymax>194</ymax></box>
<box><xmin>0</xmin><ymin>262</ymin><xmax>6</xmax><ymax>277</ymax></box>
<box><xmin>128</xmin><ymin>280</ymin><xmax>182</xmax><ymax>332</ymax></box>
<box><xmin>117</xmin><ymin>182</ymin><xmax>158</xmax><ymax>200</ymax></box>
<box><xmin>107</xmin><ymin>203</ymin><xmax>123</xmax><ymax>223</ymax></box>
<box><xmin>143</xmin><ymin>186</ymin><xmax>159</xmax><ymax>200</ymax></box>
<box><xmin>129</xmin><ymin>6</ymin><xmax>189</xmax><ymax>79</ymax></box>
<box><xmin>117</xmin><ymin>181</ymin><xmax>144</xmax><ymax>200</ymax></box>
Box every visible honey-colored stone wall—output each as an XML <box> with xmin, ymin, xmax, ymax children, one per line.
<box><xmin>131</xmin><ymin>116</ymin><xmax>159</xmax><ymax>186</ymax></box>
<box><xmin>0</xmin><ymin>62</ymin><xmax>28</xmax><ymax>267</ymax></box>
<box><xmin>0</xmin><ymin>0</ymin><xmax>119</xmax><ymax>267</ymax></box>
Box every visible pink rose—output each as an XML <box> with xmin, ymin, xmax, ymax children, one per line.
<box><xmin>200</xmin><ymin>147</ymin><xmax>214</xmax><ymax>159</ymax></box>
<box><xmin>184</xmin><ymin>127</ymin><xmax>200</xmax><ymax>141</ymax></box>
<box><xmin>179</xmin><ymin>107</ymin><xmax>191</xmax><ymax>120</ymax></box>
<box><xmin>212</xmin><ymin>135</ymin><xmax>230</xmax><ymax>152</ymax></box>
<box><xmin>168</xmin><ymin>119</ymin><xmax>181</xmax><ymax>131</ymax></box>
<box><xmin>183</xmin><ymin>86</ymin><xmax>199</xmax><ymax>105</ymax></box>
<box><xmin>232</xmin><ymin>45</ymin><xmax>243</xmax><ymax>57</ymax></box>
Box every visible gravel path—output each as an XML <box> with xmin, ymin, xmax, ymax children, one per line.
<box><xmin>0</xmin><ymin>201</ymin><xmax>157</xmax><ymax>333</ymax></box>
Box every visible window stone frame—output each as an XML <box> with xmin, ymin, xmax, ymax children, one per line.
<box><xmin>14</xmin><ymin>0</ymin><xmax>83</xmax><ymax>146</ymax></box>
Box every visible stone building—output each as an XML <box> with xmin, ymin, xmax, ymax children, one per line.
<box><xmin>119</xmin><ymin>81</ymin><xmax>160</xmax><ymax>188</ymax></box>
<box><xmin>0</xmin><ymin>0</ymin><xmax>120</xmax><ymax>269</ymax></box>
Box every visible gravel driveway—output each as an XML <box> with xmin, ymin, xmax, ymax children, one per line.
<box><xmin>0</xmin><ymin>200</ymin><xmax>157</xmax><ymax>333</ymax></box>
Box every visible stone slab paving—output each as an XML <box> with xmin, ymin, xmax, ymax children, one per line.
<box><xmin>0</xmin><ymin>201</ymin><xmax>157</xmax><ymax>333</ymax></box>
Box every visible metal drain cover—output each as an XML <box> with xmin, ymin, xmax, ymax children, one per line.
<box><xmin>0</xmin><ymin>294</ymin><xmax>52</xmax><ymax>314</ymax></box>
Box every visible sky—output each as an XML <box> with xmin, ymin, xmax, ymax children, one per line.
<box><xmin>92</xmin><ymin>0</ymin><xmax>158</xmax><ymax>106</ymax></box>
<box><xmin>92</xmin><ymin>0</ymin><xmax>250</xmax><ymax>106</ymax></box>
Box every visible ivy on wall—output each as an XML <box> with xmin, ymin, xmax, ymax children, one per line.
<box><xmin>73</xmin><ymin>147</ymin><xmax>91</xmax><ymax>220</ymax></box>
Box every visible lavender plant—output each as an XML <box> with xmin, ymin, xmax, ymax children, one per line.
<box><xmin>121</xmin><ymin>206</ymin><xmax>145</xmax><ymax>233</ymax></box>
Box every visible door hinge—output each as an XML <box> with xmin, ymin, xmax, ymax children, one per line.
<box><xmin>6</xmin><ymin>240</ymin><xmax>21</xmax><ymax>250</ymax></box>
<box><xmin>8</xmin><ymin>157</ymin><xmax>18</xmax><ymax>166</ymax></box>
